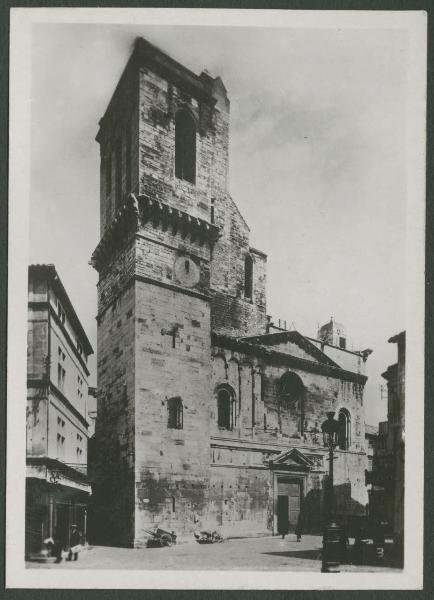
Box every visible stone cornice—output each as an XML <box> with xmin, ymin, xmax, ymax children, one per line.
<box><xmin>91</xmin><ymin>194</ymin><xmax>220</xmax><ymax>273</ymax></box>
<box><xmin>96</xmin><ymin>273</ymin><xmax>211</xmax><ymax>321</ymax></box>
<box><xmin>49</xmin><ymin>383</ymin><xmax>89</xmax><ymax>429</ymax></box>
<box><xmin>212</xmin><ymin>332</ymin><xmax>368</xmax><ymax>385</ymax></box>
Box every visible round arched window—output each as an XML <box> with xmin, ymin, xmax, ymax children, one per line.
<box><xmin>217</xmin><ymin>387</ymin><xmax>234</xmax><ymax>430</ymax></box>
<box><xmin>278</xmin><ymin>372</ymin><xmax>305</xmax><ymax>434</ymax></box>
<box><xmin>338</xmin><ymin>408</ymin><xmax>351</xmax><ymax>450</ymax></box>
<box><xmin>175</xmin><ymin>110</ymin><xmax>196</xmax><ymax>183</ymax></box>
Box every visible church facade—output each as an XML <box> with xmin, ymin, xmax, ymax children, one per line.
<box><xmin>90</xmin><ymin>37</ymin><xmax>371</xmax><ymax>547</ymax></box>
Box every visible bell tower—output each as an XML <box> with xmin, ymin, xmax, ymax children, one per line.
<box><xmin>91</xmin><ymin>38</ymin><xmax>227</xmax><ymax>546</ymax></box>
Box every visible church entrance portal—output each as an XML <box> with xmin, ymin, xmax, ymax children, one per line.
<box><xmin>277</xmin><ymin>478</ymin><xmax>301</xmax><ymax>535</ymax></box>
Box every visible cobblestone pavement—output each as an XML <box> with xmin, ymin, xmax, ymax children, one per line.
<box><xmin>27</xmin><ymin>535</ymin><xmax>399</xmax><ymax>572</ymax></box>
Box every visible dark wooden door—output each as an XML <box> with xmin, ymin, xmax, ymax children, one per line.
<box><xmin>277</xmin><ymin>495</ymin><xmax>289</xmax><ymax>535</ymax></box>
<box><xmin>277</xmin><ymin>479</ymin><xmax>301</xmax><ymax>534</ymax></box>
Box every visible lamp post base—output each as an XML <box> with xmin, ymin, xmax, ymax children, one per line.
<box><xmin>321</xmin><ymin>521</ymin><xmax>342</xmax><ymax>573</ymax></box>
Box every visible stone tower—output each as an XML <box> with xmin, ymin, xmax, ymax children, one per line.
<box><xmin>91</xmin><ymin>38</ymin><xmax>266</xmax><ymax>546</ymax></box>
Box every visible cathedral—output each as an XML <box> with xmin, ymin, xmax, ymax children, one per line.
<box><xmin>90</xmin><ymin>37</ymin><xmax>371</xmax><ymax>547</ymax></box>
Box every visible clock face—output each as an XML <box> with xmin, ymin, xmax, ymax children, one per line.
<box><xmin>174</xmin><ymin>256</ymin><xmax>200</xmax><ymax>288</ymax></box>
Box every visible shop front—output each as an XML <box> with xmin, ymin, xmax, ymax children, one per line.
<box><xmin>25</xmin><ymin>458</ymin><xmax>91</xmax><ymax>557</ymax></box>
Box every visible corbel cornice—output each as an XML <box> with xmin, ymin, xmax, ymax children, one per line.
<box><xmin>91</xmin><ymin>194</ymin><xmax>220</xmax><ymax>273</ymax></box>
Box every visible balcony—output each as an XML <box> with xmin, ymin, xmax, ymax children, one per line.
<box><xmin>26</xmin><ymin>457</ymin><xmax>90</xmax><ymax>491</ymax></box>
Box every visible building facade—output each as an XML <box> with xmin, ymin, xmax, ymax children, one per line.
<box><xmin>364</xmin><ymin>423</ymin><xmax>378</xmax><ymax>475</ymax></box>
<box><xmin>90</xmin><ymin>38</ymin><xmax>371</xmax><ymax>547</ymax></box>
<box><xmin>367</xmin><ymin>331</ymin><xmax>405</xmax><ymax>563</ymax></box>
<box><xmin>26</xmin><ymin>265</ymin><xmax>93</xmax><ymax>556</ymax></box>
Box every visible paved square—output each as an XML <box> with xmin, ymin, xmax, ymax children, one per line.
<box><xmin>27</xmin><ymin>535</ymin><xmax>399</xmax><ymax>573</ymax></box>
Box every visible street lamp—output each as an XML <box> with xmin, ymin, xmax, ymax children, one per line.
<box><xmin>321</xmin><ymin>411</ymin><xmax>342</xmax><ymax>573</ymax></box>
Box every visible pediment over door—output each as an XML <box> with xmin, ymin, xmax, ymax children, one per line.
<box><xmin>269</xmin><ymin>448</ymin><xmax>314</xmax><ymax>472</ymax></box>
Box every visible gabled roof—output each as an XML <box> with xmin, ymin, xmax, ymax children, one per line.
<box><xmin>212</xmin><ymin>332</ymin><xmax>368</xmax><ymax>385</ymax></box>
<box><xmin>238</xmin><ymin>330</ymin><xmax>340</xmax><ymax>368</ymax></box>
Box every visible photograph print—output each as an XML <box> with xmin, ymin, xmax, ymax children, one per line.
<box><xmin>7</xmin><ymin>7</ymin><xmax>426</xmax><ymax>590</ymax></box>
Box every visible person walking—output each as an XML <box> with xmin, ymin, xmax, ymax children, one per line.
<box><xmin>54</xmin><ymin>526</ymin><xmax>66</xmax><ymax>563</ymax></box>
<box><xmin>67</xmin><ymin>524</ymin><xmax>81</xmax><ymax>561</ymax></box>
<box><xmin>295</xmin><ymin>500</ymin><xmax>305</xmax><ymax>542</ymax></box>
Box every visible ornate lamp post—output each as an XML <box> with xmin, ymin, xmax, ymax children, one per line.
<box><xmin>321</xmin><ymin>411</ymin><xmax>342</xmax><ymax>573</ymax></box>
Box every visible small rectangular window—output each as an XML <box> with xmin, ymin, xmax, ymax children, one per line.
<box><xmin>58</xmin><ymin>365</ymin><xmax>65</xmax><ymax>391</ymax></box>
<box><xmin>57</xmin><ymin>302</ymin><xmax>65</xmax><ymax>325</ymax></box>
<box><xmin>167</xmin><ymin>397</ymin><xmax>183</xmax><ymax>429</ymax></box>
<box><xmin>244</xmin><ymin>254</ymin><xmax>253</xmax><ymax>299</ymax></box>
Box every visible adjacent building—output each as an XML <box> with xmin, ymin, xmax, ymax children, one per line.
<box><xmin>364</xmin><ymin>423</ymin><xmax>378</xmax><ymax>475</ymax></box>
<box><xmin>367</xmin><ymin>331</ymin><xmax>405</xmax><ymax>563</ymax></box>
<box><xmin>90</xmin><ymin>38</ymin><xmax>372</xmax><ymax>547</ymax></box>
<box><xmin>26</xmin><ymin>265</ymin><xmax>93</xmax><ymax>556</ymax></box>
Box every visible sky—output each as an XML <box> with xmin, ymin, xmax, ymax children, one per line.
<box><xmin>29</xmin><ymin>21</ymin><xmax>409</xmax><ymax>426</ymax></box>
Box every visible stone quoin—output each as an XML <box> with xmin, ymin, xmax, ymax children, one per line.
<box><xmin>89</xmin><ymin>37</ymin><xmax>372</xmax><ymax>547</ymax></box>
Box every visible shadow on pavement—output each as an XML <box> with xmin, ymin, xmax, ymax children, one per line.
<box><xmin>261</xmin><ymin>549</ymin><xmax>322</xmax><ymax>560</ymax></box>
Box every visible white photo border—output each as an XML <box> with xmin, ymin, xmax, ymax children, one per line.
<box><xmin>7</xmin><ymin>7</ymin><xmax>427</xmax><ymax>590</ymax></box>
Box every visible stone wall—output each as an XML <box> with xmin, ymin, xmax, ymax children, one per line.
<box><xmin>206</xmin><ymin>344</ymin><xmax>368</xmax><ymax>534</ymax></box>
<box><xmin>138</xmin><ymin>68</ymin><xmax>229</xmax><ymax>222</ymax></box>
<box><xmin>98</xmin><ymin>69</ymin><xmax>139</xmax><ymax>236</ymax></box>
<box><xmin>93</xmin><ymin>276</ymin><xmax>136</xmax><ymax>546</ymax></box>
<box><xmin>27</xmin><ymin>306</ymin><xmax>49</xmax><ymax>380</ymax></box>
<box><xmin>133</xmin><ymin>279</ymin><xmax>212</xmax><ymax>545</ymax></box>
<box><xmin>210</xmin><ymin>191</ymin><xmax>268</xmax><ymax>336</ymax></box>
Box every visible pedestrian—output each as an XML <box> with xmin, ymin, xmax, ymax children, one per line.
<box><xmin>295</xmin><ymin>524</ymin><xmax>302</xmax><ymax>542</ymax></box>
<box><xmin>54</xmin><ymin>526</ymin><xmax>66</xmax><ymax>563</ymax></box>
<box><xmin>67</xmin><ymin>524</ymin><xmax>82</xmax><ymax>561</ymax></box>
<box><xmin>295</xmin><ymin>503</ymin><xmax>304</xmax><ymax>542</ymax></box>
<box><xmin>279</xmin><ymin>521</ymin><xmax>289</xmax><ymax>540</ymax></box>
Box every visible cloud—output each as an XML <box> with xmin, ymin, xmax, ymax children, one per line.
<box><xmin>28</xmin><ymin>23</ymin><xmax>409</xmax><ymax>423</ymax></box>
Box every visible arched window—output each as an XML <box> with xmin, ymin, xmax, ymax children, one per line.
<box><xmin>279</xmin><ymin>372</ymin><xmax>305</xmax><ymax>435</ymax></box>
<box><xmin>175</xmin><ymin>110</ymin><xmax>196</xmax><ymax>184</ymax></box>
<box><xmin>217</xmin><ymin>387</ymin><xmax>234</xmax><ymax>430</ymax></box>
<box><xmin>338</xmin><ymin>408</ymin><xmax>351</xmax><ymax>450</ymax></box>
<box><xmin>167</xmin><ymin>397</ymin><xmax>183</xmax><ymax>429</ymax></box>
<box><xmin>244</xmin><ymin>254</ymin><xmax>253</xmax><ymax>299</ymax></box>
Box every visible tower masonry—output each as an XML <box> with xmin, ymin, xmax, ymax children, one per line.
<box><xmin>91</xmin><ymin>38</ymin><xmax>370</xmax><ymax>547</ymax></box>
